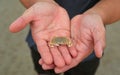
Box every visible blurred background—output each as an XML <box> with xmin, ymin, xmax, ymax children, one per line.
<box><xmin>0</xmin><ymin>0</ymin><xmax>120</xmax><ymax>75</ymax></box>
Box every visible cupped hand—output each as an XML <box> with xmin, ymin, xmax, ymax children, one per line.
<box><xmin>9</xmin><ymin>2</ymin><xmax>77</xmax><ymax>67</ymax></box>
<box><xmin>54</xmin><ymin>14</ymin><xmax>106</xmax><ymax>73</ymax></box>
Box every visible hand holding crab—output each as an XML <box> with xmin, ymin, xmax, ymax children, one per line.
<box><xmin>9</xmin><ymin>2</ymin><xmax>106</xmax><ymax>73</ymax></box>
<box><xmin>39</xmin><ymin>14</ymin><xmax>106</xmax><ymax>73</ymax></box>
<box><xmin>9</xmin><ymin>2</ymin><xmax>77</xmax><ymax>68</ymax></box>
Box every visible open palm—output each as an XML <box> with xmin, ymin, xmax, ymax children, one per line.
<box><xmin>9</xmin><ymin>2</ymin><xmax>77</xmax><ymax>67</ymax></box>
<box><xmin>54</xmin><ymin>14</ymin><xmax>106</xmax><ymax>73</ymax></box>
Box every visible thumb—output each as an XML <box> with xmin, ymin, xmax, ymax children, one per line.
<box><xmin>9</xmin><ymin>8</ymin><xmax>34</xmax><ymax>33</ymax></box>
<box><xmin>71</xmin><ymin>15</ymin><xmax>83</xmax><ymax>37</ymax></box>
<box><xmin>93</xmin><ymin>25</ymin><xmax>106</xmax><ymax>58</ymax></box>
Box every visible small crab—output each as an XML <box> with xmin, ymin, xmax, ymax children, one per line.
<box><xmin>49</xmin><ymin>37</ymin><xmax>72</xmax><ymax>47</ymax></box>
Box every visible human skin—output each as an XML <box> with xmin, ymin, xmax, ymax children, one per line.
<box><xmin>53</xmin><ymin>0</ymin><xmax>120</xmax><ymax>73</ymax></box>
<box><xmin>35</xmin><ymin>0</ymin><xmax>120</xmax><ymax>73</ymax></box>
<box><xmin>10</xmin><ymin>0</ymin><xmax>120</xmax><ymax>73</ymax></box>
<box><xmin>9</xmin><ymin>1</ymin><xmax>77</xmax><ymax>67</ymax></box>
<box><xmin>39</xmin><ymin>13</ymin><xmax>106</xmax><ymax>72</ymax></box>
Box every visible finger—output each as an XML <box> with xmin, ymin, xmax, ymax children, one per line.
<box><xmin>37</xmin><ymin>40</ymin><xmax>53</xmax><ymax>65</ymax></box>
<box><xmin>42</xmin><ymin>63</ymin><xmax>55</xmax><ymax>70</ymax></box>
<box><xmin>39</xmin><ymin>59</ymin><xmax>55</xmax><ymax>70</ymax></box>
<box><xmin>55</xmin><ymin>43</ymin><xmax>92</xmax><ymax>73</ymax></box>
<box><xmin>94</xmin><ymin>40</ymin><xmax>105</xmax><ymax>58</ymax></box>
<box><xmin>71</xmin><ymin>15</ymin><xmax>83</xmax><ymax>24</ymax></box>
<box><xmin>58</xmin><ymin>46</ymin><xmax>72</xmax><ymax>65</ymax></box>
<box><xmin>71</xmin><ymin>15</ymin><xmax>83</xmax><ymax>34</ymax></box>
<box><xmin>93</xmin><ymin>25</ymin><xmax>106</xmax><ymax>58</ymax></box>
<box><xmin>68</xmin><ymin>45</ymin><xmax>78</xmax><ymax>58</ymax></box>
<box><xmin>70</xmin><ymin>15</ymin><xmax>82</xmax><ymax>58</ymax></box>
<box><xmin>9</xmin><ymin>8</ymin><xmax>34</xmax><ymax>33</ymax></box>
<box><xmin>39</xmin><ymin>59</ymin><xmax>44</xmax><ymax>65</ymax></box>
<box><xmin>50</xmin><ymin>47</ymin><xmax>65</xmax><ymax>68</ymax></box>
<box><xmin>55</xmin><ymin>52</ymin><xmax>82</xmax><ymax>73</ymax></box>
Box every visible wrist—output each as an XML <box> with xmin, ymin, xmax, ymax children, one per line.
<box><xmin>84</xmin><ymin>9</ymin><xmax>106</xmax><ymax>25</ymax></box>
<box><xmin>20</xmin><ymin>0</ymin><xmax>57</xmax><ymax>8</ymax></box>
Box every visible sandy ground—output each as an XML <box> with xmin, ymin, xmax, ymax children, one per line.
<box><xmin>0</xmin><ymin>0</ymin><xmax>120</xmax><ymax>75</ymax></box>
